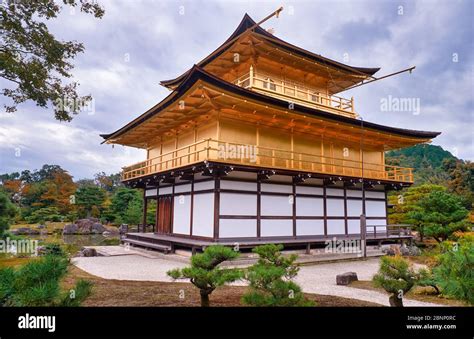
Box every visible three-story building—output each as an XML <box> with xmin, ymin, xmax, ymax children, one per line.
<box><xmin>101</xmin><ymin>14</ymin><xmax>440</xmax><ymax>253</ymax></box>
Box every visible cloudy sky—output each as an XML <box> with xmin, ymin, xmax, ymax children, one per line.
<box><xmin>1</xmin><ymin>0</ymin><xmax>473</xmax><ymax>180</ymax></box>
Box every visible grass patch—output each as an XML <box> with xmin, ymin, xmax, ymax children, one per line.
<box><xmin>63</xmin><ymin>266</ymin><xmax>381</xmax><ymax>307</ymax></box>
<box><xmin>349</xmin><ymin>280</ymin><xmax>467</xmax><ymax>306</ymax></box>
<box><xmin>10</xmin><ymin>222</ymin><xmax>67</xmax><ymax>234</ymax></box>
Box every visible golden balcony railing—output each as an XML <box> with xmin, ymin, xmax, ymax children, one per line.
<box><xmin>121</xmin><ymin>139</ymin><xmax>414</xmax><ymax>183</ymax></box>
<box><xmin>232</xmin><ymin>67</ymin><xmax>356</xmax><ymax>118</ymax></box>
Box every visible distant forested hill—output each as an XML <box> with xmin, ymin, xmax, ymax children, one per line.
<box><xmin>385</xmin><ymin>144</ymin><xmax>457</xmax><ymax>185</ymax></box>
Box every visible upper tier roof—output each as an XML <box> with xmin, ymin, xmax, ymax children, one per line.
<box><xmin>160</xmin><ymin>14</ymin><xmax>380</xmax><ymax>90</ymax></box>
<box><xmin>101</xmin><ymin>65</ymin><xmax>440</xmax><ymax>145</ymax></box>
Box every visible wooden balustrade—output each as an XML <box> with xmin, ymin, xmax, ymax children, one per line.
<box><xmin>233</xmin><ymin>69</ymin><xmax>356</xmax><ymax>118</ymax></box>
<box><xmin>121</xmin><ymin>139</ymin><xmax>414</xmax><ymax>183</ymax></box>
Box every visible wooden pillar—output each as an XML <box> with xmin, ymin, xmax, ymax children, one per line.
<box><xmin>155</xmin><ymin>185</ymin><xmax>160</xmax><ymax>234</ymax></box>
<box><xmin>190</xmin><ymin>175</ymin><xmax>195</xmax><ymax>236</ymax></box>
<box><xmin>142</xmin><ymin>189</ymin><xmax>148</xmax><ymax>233</ymax></box>
<box><xmin>257</xmin><ymin>178</ymin><xmax>261</xmax><ymax>239</ymax></box>
<box><xmin>360</xmin><ymin>214</ymin><xmax>367</xmax><ymax>258</ymax></box>
<box><xmin>323</xmin><ymin>184</ymin><xmax>328</xmax><ymax>237</ymax></box>
<box><xmin>213</xmin><ymin>175</ymin><xmax>220</xmax><ymax>240</ymax></box>
<box><xmin>292</xmin><ymin>180</ymin><xmax>296</xmax><ymax>238</ymax></box>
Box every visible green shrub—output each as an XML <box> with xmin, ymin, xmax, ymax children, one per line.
<box><xmin>432</xmin><ymin>237</ymin><xmax>473</xmax><ymax>304</ymax></box>
<box><xmin>25</xmin><ymin>207</ymin><xmax>62</xmax><ymax>224</ymax></box>
<box><xmin>0</xmin><ymin>191</ymin><xmax>17</xmax><ymax>237</ymax></box>
<box><xmin>59</xmin><ymin>279</ymin><xmax>93</xmax><ymax>306</ymax></box>
<box><xmin>167</xmin><ymin>245</ymin><xmax>242</xmax><ymax>307</ymax></box>
<box><xmin>242</xmin><ymin>244</ymin><xmax>314</xmax><ymax>307</ymax></box>
<box><xmin>408</xmin><ymin>191</ymin><xmax>470</xmax><ymax>243</ymax></box>
<box><xmin>373</xmin><ymin>256</ymin><xmax>419</xmax><ymax>307</ymax></box>
<box><xmin>0</xmin><ymin>255</ymin><xmax>91</xmax><ymax>306</ymax></box>
<box><xmin>41</xmin><ymin>243</ymin><xmax>65</xmax><ymax>256</ymax></box>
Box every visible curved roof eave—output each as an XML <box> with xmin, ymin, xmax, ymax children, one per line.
<box><xmin>102</xmin><ymin>65</ymin><xmax>440</xmax><ymax>143</ymax></box>
<box><xmin>160</xmin><ymin>13</ymin><xmax>380</xmax><ymax>89</ymax></box>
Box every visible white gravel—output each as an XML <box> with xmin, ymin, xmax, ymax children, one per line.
<box><xmin>72</xmin><ymin>256</ymin><xmax>441</xmax><ymax>307</ymax></box>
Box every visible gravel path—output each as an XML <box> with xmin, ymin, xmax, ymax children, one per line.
<box><xmin>72</xmin><ymin>256</ymin><xmax>440</xmax><ymax>307</ymax></box>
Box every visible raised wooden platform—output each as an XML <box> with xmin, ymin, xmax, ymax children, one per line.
<box><xmin>122</xmin><ymin>231</ymin><xmax>412</xmax><ymax>254</ymax></box>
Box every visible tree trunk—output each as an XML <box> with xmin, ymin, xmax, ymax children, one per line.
<box><xmin>200</xmin><ymin>291</ymin><xmax>210</xmax><ymax>307</ymax></box>
<box><xmin>389</xmin><ymin>294</ymin><xmax>404</xmax><ymax>307</ymax></box>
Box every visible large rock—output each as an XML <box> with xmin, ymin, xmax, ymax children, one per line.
<box><xmin>79</xmin><ymin>247</ymin><xmax>97</xmax><ymax>257</ymax></box>
<box><xmin>91</xmin><ymin>222</ymin><xmax>107</xmax><ymax>234</ymax></box>
<box><xmin>118</xmin><ymin>224</ymin><xmax>128</xmax><ymax>234</ymax></box>
<box><xmin>400</xmin><ymin>244</ymin><xmax>421</xmax><ymax>256</ymax></box>
<box><xmin>102</xmin><ymin>226</ymin><xmax>120</xmax><ymax>236</ymax></box>
<box><xmin>336</xmin><ymin>272</ymin><xmax>358</xmax><ymax>286</ymax></box>
<box><xmin>15</xmin><ymin>227</ymin><xmax>39</xmax><ymax>235</ymax></box>
<box><xmin>63</xmin><ymin>223</ymin><xmax>78</xmax><ymax>234</ymax></box>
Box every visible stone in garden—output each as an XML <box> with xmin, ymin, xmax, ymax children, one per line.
<box><xmin>399</xmin><ymin>244</ymin><xmax>421</xmax><ymax>256</ymax></box>
<box><xmin>63</xmin><ymin>223</ymin><xmax>78</xmax><ymax>234</ymax></box>
<box><xmin>102</xmin><ymin>226</ymin><xmax>119</xmax><ymax>236</ymax></box>
<box><xmin>80</xmin><ymin>247</ymin><xmax>97</xmax><ymax>257</ymax></box>
<box><xmin>118</xmin><ymin>224</ymin><xmax>128</xmax><ymax>234</ymax></box>
<box><xmin>91</xmin><ymin>222</ymin><xmax>107</xmax><ymax>234</ymax></box>
<box><xmin>15</xmin><ymin>227</ymin><xmax>30</xmax><ymax>235</ymax></box>
<box><xmin>382</xmin><ymin>245</ymin><xmax>400</xmax><ymax>256</ymax></box>
<box><xmin>76</xmin><ymin>218</ymin><xmax>94</xmax><ymax>233</ymax></box>
<box><xmin>400</xmin><ymin>244</ymin><xmax>410</xmax><ymax>256</ymax></box>
<box><xmin>407</xmin><ymin>245</ymin><xmax>421</xmax><ymax>256</ymax></box>
<box><xmin>336</xmin><ymin>272</ymin><xmax>358</xmax><ymax>285</ymax></box>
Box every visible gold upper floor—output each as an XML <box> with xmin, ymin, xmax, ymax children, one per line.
<box><xmin>232</xmin><ymin>66</ymin><xmax>356</xmax><ymax>118</ymax></box>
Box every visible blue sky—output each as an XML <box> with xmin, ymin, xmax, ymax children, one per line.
<box><xmin>0</xmin><ymin>0</ymin><xmax>473</xmax><ymax>180</ymax></box>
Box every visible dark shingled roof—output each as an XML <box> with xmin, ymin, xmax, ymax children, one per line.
<box><xmin>101</xmin><ymin>65</ymin><xmax>440</xmax><ymax>142</ymax></box>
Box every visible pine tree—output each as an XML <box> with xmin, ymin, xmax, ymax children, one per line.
<box><xmin>167</xmin><ymin>246</ymin><xmax>242</xmax><ymax>307</ymax></box>
<box><xmin>242</xmin><ymin>244</ymin><xmax>314</xmax><ymax>306</ymax></box>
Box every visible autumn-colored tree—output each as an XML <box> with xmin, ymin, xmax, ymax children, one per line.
<box><xmin>443</xmin><ymin>158</ymin><xmax>474</xmax><ymax>209</ymax></box>
<box><xmin>38</xmin><ymin>171</ymin><xmax>77</xmax><ymax>214</ymax></box>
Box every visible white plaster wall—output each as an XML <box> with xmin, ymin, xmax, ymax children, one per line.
<box><xmin>296</xmin><ymin>219</ymin><xmax>325</xmax><ymax>236</ymax></box>
<box><xmin>296</xmin><ymin>197</ymin><xmax>324</xmax><ymax>216</ymax></box>
<box><xmin>194</xmin><ymin>180</ymin><xmax>214</xmax><ymax>191</ymax></box>
<box><xmin>159</xmin><ymin>186</ymin><xmax>173</xmax><ymax>195</ymax></box>
<box><xmin>174</xmin><ymin>184</ymin><xmax>191</xmax><ymax>194</ymax></box>
<box><xmin>220</xmin><ymin>193</ymin><xmax>257</xmax><ymax>215</ymax></box>
<box><xmin>366</xmin><ymin>200</ymin><xmax>387</xmax><ymax>217</ymax></box>
<box><xmin>145</xmin><ymin>189</ymin><xmax>157</xmax><ymax>197</ymax></box>
<box><xmin>220</xmin><ymin>180</ymin><xmax>257</xmax><ymax>191</ymax></box>
<box><xmin>261</xmin><ymin>183</ymin><xmax>292</xmax><ymax>193</ymax></box>
<box><xmin>347</xmin><ymin>199</ymin><xmax>363</xmax><ymax>217</ymax></box>
<box><xmin>366</xmin><ymin>191</ymin><xmax>385</xmax><ymax>199</ymax></box>
<box><xmin>219</xmin><ymin>219</ymin><xmax>257</xmax><ymax>238</ymax></box>
<box><xmin>348</xmin><ymin>219</ymin><xmax>361</xmax><ymax>234</ymax></box>
<box><xmin>261</xmin><ymin>195</ymin><xmax>293</xmax><ymax>216</ymax></box>
<box><xmin>172</xmin><ymin>195</ymin><xmax>191</xmax><ymax>235</ymax></box>
<box><xmin>327</xmin><ymin>219</ymin><xmax>345</xmax><ymax>235</ymax></box>
<box><xmin>326</xmin><ymin>199</ymin><xmax>345</xmax><ymax>217</ymax></box>
<box><xmin>192</xmin><ymin>193</ymin><xmax>214</xmax><ymax>237</ymax></box>
<box><xmin>346</xmin><ymin>189</ymin><xmax>362</xmax><ymax>197</ymax></box>
<box><xmin>261</xmin><ymin>219</ymin><xmax>293</xmax><ymax>237</ymax></box>
<box><xmin>295</xmin><ymin>186</ymin><xmax>323</xmax><ymax>195</ymax></box>
<box><xmin>326</xmin><ymin>188</ymin><xmax>344</xmax><ymax>196</ymax></box>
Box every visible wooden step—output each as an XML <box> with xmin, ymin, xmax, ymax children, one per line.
<box><xmin>123</xmin><ymin>238</ymin><xmax>172</xmax><ymax>254</ymax></box>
